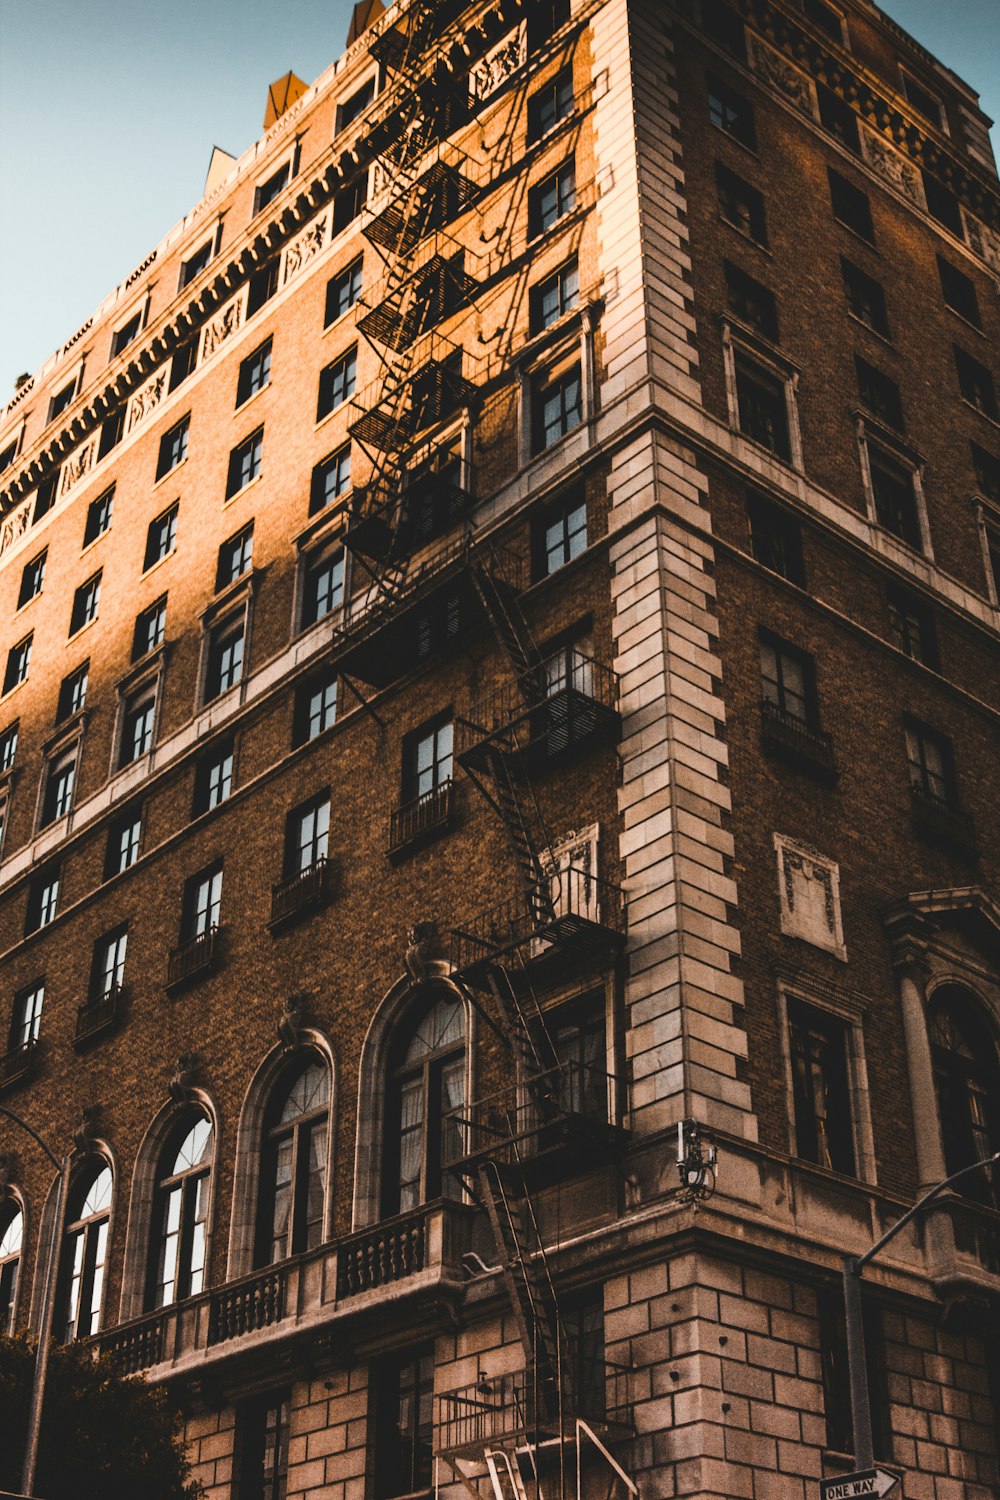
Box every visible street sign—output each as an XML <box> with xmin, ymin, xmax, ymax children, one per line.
<box><xmin>819</xmin><ymin>1469</ymin><xmax>901</xmax><ymax>1500</ymax></box>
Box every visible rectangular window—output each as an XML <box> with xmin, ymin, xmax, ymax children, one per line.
<box><xmin>156</xmin><ymin>415</ymin><xmax>190</xmax><ymax>481</ymax></box>
<box><xmin>254</xmin><ymin>162</ymin><xmax>290</xmax><ymax>215</ymax></box>
<box><xmin>905</xmin><ymin>720</ymin><xmax>955</xmax><ymax>807</ymax></box>
<box><xmin>868</xmin><ymin>447</ymin><xmax>922</xmax><ymax>549</ymax></box>
<box><xmin>236</xmin><ymin>340</ymin><xmax>272</xmax><ymax>407</ymax></box>
<box><xmin>787</xmin><ymin>998</ymin><xmax>855</xmax><ymax>1175</ymax></box>
<box><xmin>93</xmin><ymin>928</ymin><xmax>128</xmax><ymax>998</ymax></box>
<box><xmin>69</xmin><ymin>572</ymin><xmax>102</xmax><ymax>635</ymax></box>
<box><xmin>106</xmin><ymin>811</ymin><xmax>142</xmax><ymax>878</ymax></box>
<box><xmin>527</xmin><ymin>0</ymin><xmax>570</xmax><ymax>49</ymax></box>
<box><xmin>539</xmin><ymin>492</ymin><xmax>587</xmax><ymax>577</ymax></box>
<box><xmin>817</xmin><ymin>84</ymin><xmax>859</xmax><ymax>152</ymax></box>
<box><xmin>11</xmin><ymin>981</ymin><xmax>44</xmax><ymax>1050</ymax></box>
<box><xmin>31</xmin><ymin>473</ymin><xmax>58</xmax><ymax>525</ymax></box>
<box><xmin>532</xmin><ymin>364</ymin><xmax>583</xmax><ymax>452</ymax></box>
<box><xmin>922</xmin><ymin>171</ymin><xmax>964</xmax><ymax>238</ymax></box>
<box><xmin>18</xmin><ymin>551</ymin><xmax>46</xmax><ymax>608</ymax></box>
<box><xmin>828</xmin><ymin>168</ymin><xmax>874</xmax><ymax>242</ymax></box>
<box><xmin>973</xmin><ymin>444</ymin><xmax>1000</xmax><ymax>504</ymax></box>
<box><xmin>759</xmin><ymin>633</ymin><xmax>817</xmax><ymax>727</ymax></box>
<box><xmin>295</xmin><ymin>673</ymin><xmax>338</xmax><ymax>746</ymax></box>
<box><xmin>144</xmin><ymin>504</ymin><xmax>178</xmax><ymax>570</ymax></box>
<box><xmin>41</xmin><ymin>749</ymin><xmax>76</xmax><ymax>827</ymax></box>
<box><xmin>527</xmin><ymin>66</ymin><xmax>575</xmax><ymax>142</ymax></box>
<box><xmin>403</xmin><ymin>717</ymin><xmax>453</xmax><ymax>804</ymax></box>
<box><xmin>725</xmin><ymin>262</ymin><xmax>778</xmax><ymax>341</ymax></box>
<box><xmin>310</xmin><ymin>445</ymin><xmax>352</xmax><ymax>514</ymax></box>
<box><xmin>205</xmin><ymin>619</ymin><xmax>245</xmax><ymax>701</ymax></box>
<box><xmin>708</xmin><ymin>76</ymin><xmax>756</xmax><ymax>149</ymax></box>
<box><xmin>702</xmin><ymin>0</ymin><xmax>746</xmax><ymax>57</ymax></box>
<box><xmin>803</xmin><ymin>0</ymin><xmax>844</xmax><ymax>39</ymax></box>
<box><xmin>48</xmin><ymin>381</ymin><xmax>76</xmax><ymax>424</ymax></box>
<box><xmin>179</xmin><ymin>239</ymin><xmax>212</xmax><ymax>289</ymax></box>
<box><xmin>169</xmin><ymin>341</ymin><xmax>198</xmax><ymax>393</ymax></box>
<box><xmin>0</xmin><ymin>724</ymin><xmax>18</xmax><ymax>771</ymax></box>
<box><xmin>25</xmin><ymin>868</ymin><xmax>59</xmax><ymax>934</ymax></box>
<box><xmin>325</xmin><ymin>259</ymin><xmax>363</xmax><ymax>326</ymax></box>
<box><xmin>84</xmin><ymin>486</ymin><xmax>114</xmax><ymax>546</ymax></box>
<box><xmin>819</xmin><ymin>1290</ymin><xmax>890</xmax><ymax>1460</ymax></box>
<box><xmin>183</xmin><ymin>864</ymin><xmax>223</xmax><ymax>940</ymax></box>
<box><xmin>56</xmin><ymin>663</ymin><xmax>89</xmax><ymax>723</ymax></box>
<box><xmin>235</xmin><ymin>1393</ymin><xmax>290</xmax><ymax>1500</ymax></box>
<box><xmin>97</xmin><ymin>408</ymin><xmax>125</xmax><ymax>460</ymax></box>
<box><xmin>372</xmin><ymin>1349</ymin><xmax>434</xmax><ymax>1500</ymax></box>
<box><xmin>530</xmin><ymin>256</ymin><xmax>579</xmax><ymax>333</ymax></box>
<box><xmin>903</xmin><ymin>73</ymin><xmax>943</xmax><ymax>128</ymax></box>
<box><xmin>747</xmin><ymin>493</ymin><xmax>805</xmax><ymax>585</ymax></box>
<box><xmin>301</xmin><ymin>550</ymin><xmax>345</xmax><ymax>628</ymax></box>
<box><xmin>955</xmin><ymin>346</ymin><xmax>998</xmax><ymax>419</ymax></box>
<box><xmin>3</xmin><ymin>638</ymin><xmax>31</xmax><ymax>695</ymax></box>
<box><xmin>937</xmin><ymin>256</ymin><xmax>980</xmax><ymax>326</ymax></box>
<box><xmin>986</xmin><ymin>522</ymin><xmax>1000</xmax><ymax>603</ymax></box>
<box><xmin>332</xmin><ymin>177</ymin><xmax>368</xmax><ymax>235</ymax></box>
<box><xmin>317</xmin><ymin>350</ymin><xmax>357</xmax><ymax>421</ymax></box>
<box><xmin>247</xmin><ymin>258</ymin><xmax>279</xmax><ymax>317</ymax></box>
<box><xmin>841</xmin><ymin>259</ymin><xmax>888</xmax><ymax>336</ymax></box>
<box><xmin>0</xmin><ymin>440</ymin><xmax>17</xmax><ymax>473</ymax></box>
<box><xmin>734</xmin><ymin>352</ymin><xmax>791</xmax><ymax>459</ymax></box>
<box><xmin>112</xmin><ymin>311</ymin><xmax>142</xmax><ymax>357</ymax></box>
<box><xmin>133</xmin><ymin>597</ymin><xmax>167</xmax><ymax>660</ymax></box>
<box><xmin>227</xmin><ymin>430</ymin><xmax>264</xmax><ymax>499</ymax></box>
<box><xmin>120</xmin><ymin>690</ymin><xmax>156</xmax><ymax>766</ymax></box>
<box><xmin>194</xmin><ymin>741</ymin><xmax>234</xmax><ymax>814</ymax></box>
<box><xmin>217</xmin><ymin>525</ymin><xmax>254</xmax><ymax>590</ymax></box>
<box><xmin>855</xmin><ymin>357</ymin><xmax>904</xmax><ymax>430</ymax></box>
<box><xmin>716</xmin><ymin>163</ymin><xmax>767</xmax><ymax>245</ymax></box>
<box><xmin>887</xmin><ymin>586</ymin><xmax>938</xmax><ymax>668</ymax></box>
<box><xmin>528</xmin><ymin>162</ymin><xmax>576</xmax><ymax>238</ymax></box>
<box><xmin>287</xmin><ymin>795</ymin><xmax>330</xmax><ymax>876</ymax></box>
<box><xmin>338</xmin><ymin>77</ymin><xmax>376</xmax><ymax>131</ymax></box>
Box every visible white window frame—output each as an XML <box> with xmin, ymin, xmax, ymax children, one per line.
<box><xmin>721</xmin><ymin>320</ymin><xmax>804</xmax><ymax>471</ymax></box>
<box><xmin>856</xmin><ymin>416</ymin><xmax>933</xmax><ymax>559</ymax></box>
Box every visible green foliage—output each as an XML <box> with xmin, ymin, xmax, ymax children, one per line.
<box><xmin>0</xmin><ymin>1333</ymin><xmax>199</xmax><ymax>1500</ymax></box>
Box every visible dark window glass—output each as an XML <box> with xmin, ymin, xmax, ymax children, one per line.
<box><xmin>530</xmin><ymin>257</ymin><xmax>580</xmax><ymax>332</ymax></box>
<box><xmin>205</xmin><ymin>620</ymin><xmax>245</xmax><ymax>700</ymax></box>
<box><xmin>182</xmin><ymin>864</ymin><xmax>223</xmax><ymax>941</ymax></box>
<box><xmin>373</xmin><ymin>1348</ymin><xmax>435</xmax><ymax>1500</ymax></box>
<box><xmin>747</xmin><ymin>493</ymin><xmax>804</xmax><ymax>585</ymax></box>
<box><xmin>32</xmin><ymin>473</ymin><xmax>58</xmax><ymax>525</ymax></box>
<box><xmin>180</xmin><ymin>240</ymin><xmax>212</xmax><ymax>289</ymax></box>
<box><xmin>255</xmin><ymin>1058</ymin><xmax>329</xmax><ymax>1265</ymax></box>
<box><xmin>332</xmin><ymin>178</ymin><xmax>367</xmax><ymax>235</ymax></box>
<box><xmin>937</xmin><ymin>256</ymin><xmax>980</xmax><ymax>326</ymax></box>
<box><xmin>818</xmin><ymin>1290</ymin><xmax>890</xmax><ymax>1459</ymax></box>
<box><xmin>317</xmin><ymin>350</ymin><xmax>357</xmax><ymax>420</ymax></box>
<box><xmin>286</xmin><ymin>795</ymin><xmax>330</xmax><ymax>876</ymax></box>
<box><xmin>868</xmin><ymin>448</ymin><xmax>922</xmax><ymax>549</ymax></box>
<box><xmin>855</xmin><ymin>357</ymin><xmax>904</xmax><ymax>430</ymax></box>
<box><xmin>156</xmin><ymin>415</ymin><xmax>189</xmax><ymax>481</ymax></box>
<box><xmin>194</xmin><ymin>741</ymin><xmax>234</xmax><ymax>814</ymax></box>
<box><xmin>57</xmin><ymin>1164</ymin><xmax>112</xmax><ymax>1342</ymax></box>
<box><xmin>217</xmin><ymin>525</ymin><xmax>254</xmax><ymax>589</ymax></box>
<box><xmin>759</xmin><ymin>633</ymin><xmax>817</xmax><ymax>726</ymax></box>
<box><xmin>91</xmin><ymin>927</ymin><xmax>128</xmax><ymax>999</ymax></box>
<box><xmin>955</xmin><ymin>347</ymin><xmax>998</xmax><ymax>419</ymax></box>
<box><xmin>302</xmin><ymin>550</ymin><xmax>345</xmax><ymax>628</ymax></box>
<box><xmin>0</xmin><ymin>1209</ymin><xmax>20</xmax><ymax>1332</ymax></box>
<box><xmin>226</xmin><ymin>430</ymin><xmax>264</xmax><ymax>498</ymax></box>
<box><xmin>48</xmin><ymin>381</ymin><xmax>76</xmax><ymax>423</ymax></box>
<box><xmin>147</xmin><ymin>1116</ymin><xmax>212</xmax><ymax>1308</ymax></box>
<box><xmin>803</xmin><ymin>0</ymin><xmax>843</xmax><ymax>38</ymax></box>
<box><xmin>725</xmin><ymin>262</ymin><xmax>778</xmax><ymax>341</ymax></box>
<box><xmin>716</xmin><ymin>163</ymin><xmax>767</xmax><ymax>244</ymax></box>
<box><xmin>41</xmin><ymin>751</ymin><xmax>76</xmax><ymax>827</ymax></box>
<box><xmin>841</xmin><ymin>259</ymin><xmax>888</xmax><ymax>336</ymax></box>
<box><xmin>702</xmin><ymin>0</ymin><xmax>746</xmax><ymax>57</ymax></box>
<box><xmin>144</xmin><ymin>504</ymin><xmax>178</xmax><ymax>570</ymax></box>
<box><xmin>527</xmin><ymin>67</ymin><xmax>574</xmax><ymax>142</ymax></box>
<box><xmin>57</xmin><ymin>663</ymin><xmax>89</xmax><ymax>723</ymax></box>
<box><xmin>382</xmin><ymin>995</ymin><xmax>464</xmax><ymax>1217</ymax></box>
<box><xmin>708</xmin><ymin>76</ymin><xmax>756</xmax><ymax>149</ymax></box>
<box><xmin>0</xmin><ymin>441</ymin><xmax>17</xmax><ymax>474</ymax></box>
<box><xmin>539</xmin><ymin>492</ymin><xmax>588</xmax><ymax>577</ymax></box>
<box><xmin>133</xmin><ymin>597</ymin><xmax>167</xmax><ymax>660</ymax></box>
<box><xmin>0</xmin><ymin>724</ymin><xmax>18</xmax><ymax>771</ymax></box>
<box><xmin>325</xmin><ymin>259</ymin><xmax>364</xmax><ymax>326</ymax></box>
<box><xmin>528</xmin><ymin>162</ymin><xmax>576</xmax><ymax>237</ymax></box>
<box><xmin>828</xmin><ymin>168</ymin><xmax>874</xmax><ymax>242</ymax></box>
<box><xmin>3</xmin><ymin>638</ymin><xmax>32</xmax><ymax>694</ymax></box>
<box><xmin>18</xmin><ymin>551</ymin><xmax>46</xmax><ymax>608</ymax></box>
<box><xmin>415</xmin><ymin>591</ymin><xmax>462</xmax><ymax>663</ymax></box>
<box><xmin>928</xmin><ymin>989</ymin><xmax>1000</xmax><ymax>1210</ymax></box>
<box><xmin>295</xmin><ymin>673</ymin><xmax>338</xmax><ymax>746</ymax></box>
<box><xmin>903</xmin><ymin>74</ymin><xmax>943</xmax><ymax>129</ymax></box>
<box><xmin>105</xmin><ymin>811</ymin><xmax>142</xmax><ymax>878</ymax></box>
<box><xmin>922</xmin><ymin>171</ymin><xmax>964</xmax><ymax>238</ymax></box>
<box><xmin>247</xmin><ymin>259</ymin><xmax>279</xmax><ymax>317</ymax></box>
<box><xmin>532</xmin><ymin>364</ymin><xmax>583</xmax><ymax>452</ymax></box>
<box><xmin>84</xmin><ymin>486</ymin><xmax>115</xmax><ymax>545</ymax></box>
<box><xmin>527</xmin><ymin>0</ymin><xmax>570</xmax><ymax>51</ymax></box>
<box><xmin>69</xmin><ymin>572</ymin><xmax>102</xmax><ymax>635</ymax></box>
<box><xmin>25</xmin><ymin>868</ymin><xmax>59</xmax><ymax>934</ymax></box>
<box><xmin>310</xmin><ymin>446</ymin><xmax>352</xmax><ymax>514</ymax></box>
<box><xmin>11</xmin><ymin>981</ymin><xmax>44</xmax><ymax>1051</ymax></box>
<box><xmin>887</xmin><ymin>586</ymin><xmax>938</xmax><ymax>668</ymax></box>
<box><xmin>112</xmin><ymin>312</ymin><xmax>142</xmax><ymax>357</ymax></box>
<box><xmin>735</xmin><ymin>353</ymin><xmax>790</xmax><ymax>459</ymax></box>
<box><xmin>235</xmin><ymin>1393</ymin><xmax>290</xmax><ymax>1500</ymax></box>
<box><xmin>254</xmin><ymin>163</ymin><xmax>290</xmax><ymax>215</ymax></box>
<box><xmin>97</xmin><ymin>408</ymin><xmax>125</xmax><ymax>459</ymax></box>
<box><xmin>817</xmin><ymin>85</ymin><xmax>859</xmax><ymax>151</ymax></box>
<box><xmin>338</xmin><ymin>78</ymin><xmax>376</xmax><ymax>130</ymax></box>
<box><xmin>237</xmin><ymin>339</ymin><xmax>272</xmax><ymax>406</ymax></box>
<box><xmin>169</xmin><ymin>341</ymin><xmax>197</xmax><ymax>392</ymax></box>
<box><xmin>403</xmin><ymin>718</ymin><xmax>454</xmax><ymax>805</ymax></box>
<box><xmin>788</xmin><ymin>999</ymin><xmax>855</xmax><ymax>1175</ymax></box>
<box><xmin>972</xmin><ymin>444</ymin><xmax>1000</xmax><ymax>504</ymax></box>
<box><xmin>905</xmin><ymin>720</ymin><xmax>955</xmax><ymax>807</ymax></box>
<box><xmin>120</xmin><ymin>692</ymin><xmax>156</xmax><ymax>766</ymax></box>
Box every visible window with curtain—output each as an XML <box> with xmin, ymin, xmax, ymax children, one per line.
<box><xmin>148</xmin><ymin>1114</ymin><xmax>213</xmax><ymax>1307</ymax></box>
<box><xmin>255</xmin><ymin>1057</ymin><xmax>329</xmax><ymax>1265</ymax></box>
<box><xmin>382</xmin><ymin>994</ymin><xmax>465</xmax><ymax>1218</ymax></box>
<box><xmin>59</xmin><ymin>1163</ymin><xmax>113</xmax><ymax>1341</ymax></box>
<box><xmin>928</xmin><ymin>988</ymin><xmax>1000</xmax><ymax>1209</ymax></box>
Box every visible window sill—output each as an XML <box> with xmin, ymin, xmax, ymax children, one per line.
<box><xmin>67</xmin><ymin>616</ymin><xmax>99</xmax><ymax>646</ymax></box>
<box><xmin>152</xmin><ymin>455</ymin><xmax>188</xmax><ymax>492</ymax></box>
<box><xmin>760</xmin><ymin>702</ymin><xmax>838</xmax><ymax>784</ymax></box>
<box><xmin>14</xmin><ymin>591</ymin><xmax>41</xmax><ymax>618</ymax></box>
<box><xmin>832</xmin><ymin>217</ymin><xmax>877</xmax><ymax>253</ymax></box>
<box><xmin>717</xmin><ymin>213</ymin><xmax>771</xmax><ymax>256</ymax></box>
<box><xmin>960</xmin><ymin>397</ymin><xmax>1000</xmax><ymax>431</ymax></box>
<box><xmin>710</xmin><ymin>123</ymin><xmax>760</xmax><ymax>159</ymax></box>
<box><xmin>943</xmin><ymin>305</ymin><xmax>985</xmax><ymax>339</ymax></box>
<box><xmin>223</xmin><ymin>472</ymin><xmax>264</xmax><ymax>509</ymax></box>
<box><xmin>141</xmin><ymin>549</ymin><xmax>176</xmax><ymax>581</ymax></box>
<box><xmin>233</xmin><ymin>382</ymin><xmax>271</xmax><ymax>418</ymax></box>
<box><xmin>314</xmin><ymin>400</ymin><xmax>353</xmax><ymax>434</ymax></box>
<box><xmin>845</xmin><ymin>311</ymin><xmax>895</xmax><ymax>349</ymax></box>
<box><xmin>322</xmin><ymin>302</ymin><xmax>362</xmax><ymax>338</ymax></box>
<box><xmin>0</xmin><ymin>679</ymin><xmax>28</xmax><ymax>704</ymax></box>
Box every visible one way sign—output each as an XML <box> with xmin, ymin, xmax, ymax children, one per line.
<box><xmin>819</xmin><ymin>1469</ymin><xmax>901</xmax><ymax>1500</ymax></box>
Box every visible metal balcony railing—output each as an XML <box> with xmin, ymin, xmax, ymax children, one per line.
<box><xmin>910</xmin><ymin>785</ymin><xmax>978</xmax><ymax>857</ymax></box>
<box><xmin>208</xmin><ymin>1265</ymin><xmax>287</xmax><ymax>1346</ymax></box>
<box><xmin>458</xmin><ymin>656</ymin><xmax>619</xmax><ymax>768</ymax></box>
<box><xmin>450</xmin><ymin>865</ymin><xmax>625</xmax><ymax>978</ymax></box>
<box><xmin>445</xmin><ymin>1060</ymin><xmax>629</xmax><ymax>1169</ymax></box>
<box><xmin>436</xmin><ymin>1359</ymin><xmax>632</xmax><ymax>1457</ymax></box>
<box><xmin>166</xmin><ymin>926</ymin><xmax>221</xmax><ymax>991</ymax></box>
<box><xmin>343</xmin><ymin>473</ymin><xmax>473</xmax><ymax>563</ymax></box>
<box><xmin>74</xmin><ymin>985</ymin><xmax>125</xmax><ymax>1048</ymax></box>
<box><xmin>350</xmin><ymin>353</ymin><xmax>478</xmax><ymax>451</ymax></box>
<box><xmin>270</xmin><ymin>857</ymin><xmax>333</xmax><ymax>930</ymax></box>
<box><xmin>760</xmin><ymin>699</ymin><xmax>837</xmax><ymax>780</ymax></box>
<box><xmin>0</xmin><ymin>1038</ymin><xmax>37</xmax><ymax>1091</ymax></box>
<box><xmin>336</xmin><ymin>1206</ymin><xmax>428</xmax><ymax>1299</ymax></box>
<box><xmin>389</xmin><ymin>780</ymin><xmax>455</xmax><ymax>858</ymax></box>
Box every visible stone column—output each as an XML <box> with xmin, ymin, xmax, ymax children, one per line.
<box><xmin>894</xmin><ymin>947</ymin><xmax>947</xmax><ymax>1195</ymax></box>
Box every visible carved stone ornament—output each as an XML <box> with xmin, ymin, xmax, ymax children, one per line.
<box><xmin>278</xmin><ymin>997</ymin><xmax>305</xmax><ymax>1051</ymax></box>
<box><xmin>0</xmin><ymin>500</ymin><xmax>32</xmax><ymax>559</ymax></box>
<box><xmin>860</xmin><ymin>126</ymin><xmax>926</xmax><ymax>210</ymax></box>
<box><xmin>200</xmin><ymin>290</ymin><xmax>246</xmax><ymax>364</ymax></box>
<box><xmin>774</xmin><ymin>833</ymin><xmax>847</xmax><ymax>960</ymax></box>
<box><xmin>404</xmin><ymin>922</ymin><xmax>438</xmax><ymax>983</ymax></box>
<box><xmin>127</xmin><ymin>368</ymin><xmax>168</xmax><ymax>433</ymax></box>
<box><xmin>169</xmin><ymin>1053</ymin><xmax>199</xmax><ymax>1105</ymax></box>
<box><xmin>73</xmin><ymin>1105</ymin><xmax>101</xmax><ymax>1155</ymax></box>
<box><xmin>59</xmin><ymin>437</ymin><xmax>97</xmax><ymax>498</ymax></box>
<box><xmin>470</xmin><ymin>25</ymin><xmax>526</xmax><ymax>103</ymax></box>
<box><xmin>964</xmin><ymin>212</ymin><xmax>1000</xmax><ymax>275</ymax></box>
<box><xmin>748</xmin><ymin>34</ymin><xmax>817</xmax><ymax>118</ymax></box>
<box><xmin>283</xmin><ymin>212</ymin><xmax>330</xmax><ymax>285</ymax></box>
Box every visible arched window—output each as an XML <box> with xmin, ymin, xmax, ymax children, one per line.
<box><xmin>255</xmin><ymin>1056</ymin><xmax>329</xmax><ymax>1266</ymax></box>
<box><xmin>0</xmin><ymin>1203</ymin><xmax>22</xmax><ymax>1333</ymax></box>
<box><xmin>59</xmin><ymin>1162</ymin><xmax>112</xmax><ymax>1342</ymax></box>
<box><xmin>148</xmin><ymin>1114</ymin><xmax>213</xmax><ymax>1308</ymax></box>
<box><xmin>929</xmin><ymin>988</ymin><xmax>1000</xmax><ymax>1208</ymax></box>
<box><xmin>382</xmin><ymin>993</ymin><xmax>465</xmax><ymax>1219</ymax></box>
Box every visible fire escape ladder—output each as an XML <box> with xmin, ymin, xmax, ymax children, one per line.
<box><xmin>484</xmin><ymin>963</ymin><xmax>558</xmax><ymax>1089</ymax></box>
<box><xmin>483</xmin><ymin>745</ymin><xmax>556</xmax><ymax>928</ymax></box>
<box><xmin>468</xmin><ymin>545</ymin><xmax>545</xmax><ymax>698</ymax></box>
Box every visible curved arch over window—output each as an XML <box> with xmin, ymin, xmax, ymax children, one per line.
<box><xmin>0</xmin><ymin>1201</ymin><xmax>23</xmax><ymax>1333</ymax></box>
<box><xmin>58</xmin><ymin>1161</ymin><xmax>113</xmax><ymax>1341</ymax></box>
<box><xmin>928</xmin><ymin>986</ymin><xmax>1000</xmax><ymax>1207</ymax></box>
<box><xmin>382</xmin><ymin>992</ymin><xmax>465</xmax><ymax>1219</ymax></box>
<box><xmin>255</xmin><ymin>1055</ymin><xmax>330</xmax><ymax>1266</ymax></box>
<box><xmin>147</xmin><ymin>1114</ymin><xmax>213</xmax><ymax>1308</ymax></box>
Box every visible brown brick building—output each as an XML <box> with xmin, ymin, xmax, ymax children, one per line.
<box><xmin>1</xmin><ymin>0</ymin><xmax>999</xmax><ymax>1495</ymax></box>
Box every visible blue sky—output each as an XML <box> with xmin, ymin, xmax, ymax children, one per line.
<box><xmin>0</xmin><ymin>0</ymin><xmax>997</xmax><ymax>401</ymax></box>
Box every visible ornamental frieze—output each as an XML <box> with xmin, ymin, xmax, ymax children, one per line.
<box><xmin>859</xmin><ymin>125</ymin><xmax>926</xmax><ymax>211</ymax></box>
<box><xmin>470</xmin><ymin>25</ymin><xmax>526</xmax><ymax>103</ymax></box>
<box><xmin>127</xmin><ymin>368</ymin><xmax>168</xmax><ymax>433</ymax></box>
<box><xmin>0</xmin><ymin>499</ymin><xmax>32</xmax><ymax>558</ymax></box>
<box><xmin>747</xmin><ymin>33</ymin><xmax>817</xmax><ymax>119</ymax></box>
<box><xmin>282</xmin><ymin>209</ymin><xmax>331</xmax><ymax>285</ymax></box>
<box><xmin>59</xmin><ymin>436</ymin><xmax>97</xmax><ymax>498</ymax></box>
<box><xmin>199</xmin><ymin>288</ymin><xmax>247</xmax><ymax>364</ymax></box>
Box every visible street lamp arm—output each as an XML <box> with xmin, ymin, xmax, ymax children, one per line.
<box><xmin>0</xmin><ymin>1101</ymin><xmax>63</xmax><ymax>1173</ymax></box>
<box><xmin>854</xmin><ymin>1150</ymin><xmax>1000</xmax><ymax>1273</ymax></box>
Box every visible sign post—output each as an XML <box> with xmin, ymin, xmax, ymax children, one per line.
<box><xmin>819</xmin><ymin>1469</ymin><xmax>900</xmax><ymax>1499</ymax></box>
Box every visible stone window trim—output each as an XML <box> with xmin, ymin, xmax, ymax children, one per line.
<box><xmin>773</xmin><ymin>832</ymin><xmax>847</xmax><ymax>962</ymax></box>
<box><xmin>110</xmin><ymin>651</ymin><xmax>168</xmax><ymax>781</ymax></box>
<box><xmin>855</xmin><ymin>415</ymin><xmax>933</xmax><ymax>560</ymax></box>
<box><xmin>721</xmin><ymin>320</ymin><xmax>804</xmax><ymax>471</ymax></box>
<box><xmin>29</xmin><ymin>1141</ymin><xmax>118</xmax><ymax>1335</ymax></box>
<box><xmin>973</xmin><ymin>495</ymin><xmax>1000</xmax><ymax>608</ymax></box>
<box><xmin>252</xmin><ymin>143</ymin><xmax>300</xmax><ymax>220</ymax></box>
<box><xmin>293</xmin><ymin>537</ymin><xmax>348</xmax><ymax>639</ymax></box>
<box><xmin>118</xmin><ymin>1088</ymin><xmax>220</xmax><ymax>1323</ymax></box>
<box><xmin>34</xmin><ymin>715</ymin><xmax>89</xmax><ymax>837</ymax></box>
<box><xmin>516</xmin><ymin>304</ymin><xmax>599</xmax><ymax>469</ymax></box>
<box><xmin>776</xmin><ymin>980</ymin><xmax>877</xmax><ymax>1186</ymax></box>
<box><xmin>899</xmin><ymin>68</ymin><xmax>948</xmax><ymax>136</ymax></box>
<box><xmin>351</xmin><ymin>968</ymin><xmax>475</xmax><ymax>1232</ymax></box>
<box><xmin>109</xmin><ymin>298</ymin><xmax>149</xmax><ymax>362</ymax></box>
<box><xmin>225</xmin><ymin>1029</ymin><xmax>336</xmax><ymax>1281</ymax></box>
<box><xmin>196</xmin><ymin>586</ymin><xmax>255</xmax><ymax>710</ymax></box>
